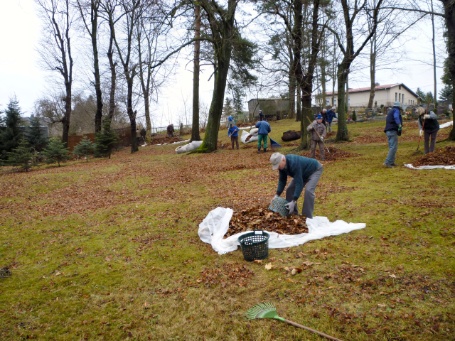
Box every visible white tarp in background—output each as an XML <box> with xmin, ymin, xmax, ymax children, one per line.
<box><xmin>241</xmin><ymin>128</ymin><xmax>259</xmax><ymax>144</ymax></box>
<box><xmin>404</xmin><ymin>164</ymin><xmax>455</xmax><ymax>170</ymax></box>
<box><xmin>439</xmin><ymin>121</ymin><xmax>453</xmax><ymax>129</ymax></box>
<box><xmin>175</xmin><ymin>140</ymin><xmax>203</xmax><ymax>153</ymax></box>
<box><xmin>198</xmin><ymin>207</ymin><xmax>366</xmax><ymax>255</ymax></box>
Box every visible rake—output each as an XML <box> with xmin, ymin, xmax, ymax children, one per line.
<box><xmin>246</xmin><ymin>302</ymin><xmax>343</xmax><ymax>341</ymax></box>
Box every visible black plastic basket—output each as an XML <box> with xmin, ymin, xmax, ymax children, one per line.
<box><xmin>238</xmin><ymin>231</ymin><xmax>270</xmax><ymax>261</ymax></box>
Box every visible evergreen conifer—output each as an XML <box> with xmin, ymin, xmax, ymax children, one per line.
<box><xmin>7</xmin><ymin>139</ymin><xmax>33</xmax><ymax>172</ymax></box>
<box><xmin>26</xmin><ymin>115</ymin><xmax>48</xmax><ymax>152</ymax></box>
<box><xmin>0</xmin><ymin>99</ymin><xmax>23</xmax><ymax>160</ymax></box>
<box><xmin>73</xmin><ymin>137</ymin><xmax>95</xmax><ymax>160</ymax></box>
<box><xmin>42</xmin><ymin>138</ymin><xmax>70</xmax><ymax>167</ymax></box>
<box><xmin>95</xmin><ymin>120</ymin><xmax>118</xmax><ymax>159</ymax></box>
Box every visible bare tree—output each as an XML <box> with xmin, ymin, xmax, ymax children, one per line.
<box><xmin>441</xmin><ymin>0</ymin><xmax>455</xmax><ymax>140</ymax></box>
<box><xmin>99</xmin><ymin>0</ymin><xmax>118</xmax><ymax>125</ymax></box>
<box><xmin>107</xmin><ymin>0</ymin><xmax>143</xmax><ymax>153</ymax></box>
<box><xmin>291</xmin><ymin>0</ymin><xmax>328</xmax><ymax>149</ymax></box>
<box><xmin>197</xmin><ymin>0</ymin><xmax>244</xmax><ymax>152</ymax></box>
<box><xmin>76</xmin><ymin>0</ymin><xmax>104</xmax><ymax>133</ymax></box>
<box><xmin>333</xmin><ymin>0</ymin><xmax>383</xmax><ymax>142</ymax></box>
<box><xmin>137</xmin><ymin>2</ymin><xmax>171</xmax><ymax>143</ymax></box>
<box><xmin>191</xmin><ymin>3</ymin><xmax>202</xmax><ymax>141</ymax></box>
<box><xmin>36</xmin><ymin>0</ymin><xmax>75</xmax><ymax>145</ymax></box>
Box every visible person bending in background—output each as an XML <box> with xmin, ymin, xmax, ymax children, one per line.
<box><xmin>325</xmin><ymin>107</ymin><xmax>337</xmax><ymax>132</ymax></box>
<box><xmin>255</xmin><ymin>114</ymin><xmax>271</xmax><ymax>153</ymax></box>
<box><xmin>418</xmin><ymin>109</ymin><xmax>439</xmax><ymax>154</ymax></box>
<box><xmin>269</xmin><ymin>152</ymin><xmax>323</xmax><ymax>219</ymax></box>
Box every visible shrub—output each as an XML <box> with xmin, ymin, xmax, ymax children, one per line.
<box><xmin>42</xmin><ymin>138</ymin><xmax>70</xmax><ymax>166</ymax></box>
<box><xmin>73</xmin><ymin>137</ymin><xmax>95</xmax><ymax>160</ymax></box>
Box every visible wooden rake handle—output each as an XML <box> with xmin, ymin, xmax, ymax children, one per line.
<box><xmin>282</xmin><ymin>318</ymin><xmax>343</xmax><ymax>341</ymax></box>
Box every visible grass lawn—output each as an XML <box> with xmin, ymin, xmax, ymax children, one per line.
<box><xmin>0</xmin><ymin>118</ymin><xmax>454</xmax><ymax>340</ymax></box>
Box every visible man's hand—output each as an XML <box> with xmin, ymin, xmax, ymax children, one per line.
<box><xmin>320</xmin><ymin>136</ymin><xmax>324</xmax><ymax>142</ymax></box>
<box><xmin>419</xmin><ymin>130</ymin><xmax>423</xmax><ymax>137</ymax></box>
<box><xmin>423</xmin><ymin>114</ymin><xmax>430</xmax><ymax>119</ymax></box>
<box><xmin>285</xmin><ymin>200</ymin><xmax>296</xmax><ymax>214</ymax></box>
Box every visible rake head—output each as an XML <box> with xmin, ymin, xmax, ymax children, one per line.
<box><xmin>245</xmin><ymin>302</ymin><xmax>282</xmax><ymax>320</ymax></box>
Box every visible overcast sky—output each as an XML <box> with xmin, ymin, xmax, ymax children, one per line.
<box><xmin>0</xmin><ymin>0</ymin><xmax>447</xmax><ymax>127</ymax></box>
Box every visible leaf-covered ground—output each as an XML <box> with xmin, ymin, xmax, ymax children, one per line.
<box><xmin>0</xmin><ymin>119</ymin><xmax>454</xmax><ymax>341</ymax></box>
<box><xmin>412</xmin><ymin>145</ymin><xmax>455</xmax><ymax>166</ymax></box>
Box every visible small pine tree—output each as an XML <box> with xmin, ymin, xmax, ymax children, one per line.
<box><xmin>42</xmin><ymin>138</ymin><xmax>70</xmax><ymax>167</ymax></box>
<box><xmin>0</xmin><ymin>99</ymin><xmax>24</xmax><ymax>160</ymax></box>
<box><xmin>352</xmin><ymin>110</ymin><xmax>357</xmax><ymax>122</ymax></box>
<box><xmin>73</xmin><ymin>137</ymin><xmax>95</xmax><ymax>160</ymax></box>
<box><xmin>26</xmin><ymin>115</ymin><xmax>48</xmax><ymax>152</ymax></box>
<box><xmin>7</xmin><ymin>139</ymin><xmax>33</xmax><ymax>172</ymax></box>
<box><xmin>95</xmin><ymin>120</ymin><xmax>118</xmax><ymax>159</ymax></box>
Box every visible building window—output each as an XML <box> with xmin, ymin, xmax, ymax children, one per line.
<box><xmin>395</xmin><ymin>92</ymin><xmax>397</xmax><ymax>101</ymax></box>
<box><xmin>402</xmin><ymin>94</ymin><xmax>404</xmax><ymax>104</ymax></box>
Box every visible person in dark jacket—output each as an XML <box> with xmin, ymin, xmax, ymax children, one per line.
<box><xmin>228</xmin><ymin>124</ymin><xmax>239</xmax><ymax>150</ymax></box>
<box><xmin>418</xmin><ymin>109</ymin><xmax>439</xmax><ymax>154</ymax></box>
<box><xmin>325</xmin><ymin>107</ymin><xmax>337</xmax><ymax>132</ymax></box>
<box><xmin>255</xmin><ymin>115</ymin><xmax>271</xmax><ymax>153</ymax></box>
<box><xmin>307</xmin><ymin>114</ymin><xmax>327</xmax><ymax>161</ymax></box>
<box><xmin>167</xmin><ymin>124</ymin><xmax>175</xmax><ymax>137</ymax></box>
<box><xmin>270</xmin><ymin>153</ymin><xmax>323</xmax><ymax>219</ymax></box>
<box><xmin>383</xmin><ymin>101</ymin><xmax>403</xmax><ymax>168</ymax></box>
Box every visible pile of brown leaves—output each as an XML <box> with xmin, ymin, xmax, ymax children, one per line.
<box><xmin>225</xmin><ymin>206</ymin><xmax>308</xmax><ymax>237</ymax></box>
<box><xmin>301</xmin><ymin>146</ymin><xmax>359</xmax><ymax>161</ymax></box>
<box><xmin>150</xmin><ymin>135</ymin><xmax>183</xmax><ymax>144</ymax></box>
<box><xmin>413</xmin><ymin>146</ymin><xmax>455</xmax><ymax>166</ymax></box>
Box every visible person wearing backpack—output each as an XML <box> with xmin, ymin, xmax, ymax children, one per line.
<box><xmin>418</xmin><ymin>108</ymin><xmax>439</xmax><ymax>154</ymax></box>
<box><xmin>383</xmin><ymin>102</ymin><xmax>403</xmax><ymax>168</ymax></box>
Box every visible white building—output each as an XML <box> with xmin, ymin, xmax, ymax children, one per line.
<box><xmin>325</xmin><ymin>83</ymin><xmax>419</xmax><ymax>109</ymax></box>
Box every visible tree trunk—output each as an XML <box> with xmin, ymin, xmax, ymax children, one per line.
<box><xmin>294</xmin><ymin>0</ymin><xmax>321</xmax><ymax>150</ymax></box>
<box><xmin>106</xmin><ymin>13</ymin><xmax>116</xmax><ymax>123</ymax></box>
<box><xmin>442</xmin><ymin>0</ymin><xmax>455</xmax><ymax>140</ymax></box>
<box><xmin>91</xmin><ymin>1</ymin><xmax>103</xmax><ymax>134</ymax></box>
<box><xmin>367</xmin><ymin>33</ymin><xmax>376</xmax><ymax>109</ymax></box>
<box><xmin>191</xmin><ymin>4</ymin><xmax>201</xmax><ymax>142</ymax></box>
<box><xmin>144</xmin><ymin>92</ymin><xmax>152</xmax><ymax>142</ymax></box>
<box><xmin>201</xmin><ymin>59</ymin><xmax>230</xmax><ymax>152</ymax></box>
<box><xmin>199</xmin><ymin>0</ymin><xmax>237</xmax><ymax>153</ymax></box>
<box><xmin>127</xmin><ymin>77</ymin><xmax>138</xmax><ymax>153</ymax></box>
<box><xmin>336</xmin><ymin>61</ymin><xmax>349</xmax><ymax>141</ymax></box>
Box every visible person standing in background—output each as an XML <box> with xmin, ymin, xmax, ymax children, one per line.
<box><xmin>383</xmin><ymin>102</ymin><xmax>403</xmax><ymax>168</ymax></box>
<box><xmin>418</xmin><ymin>108</ymin><xmax>439</xmax><ymax>154</ymax></box>
<box><xmin>228</xmin><ymin>124</ymin><xmax>239</xmax><ymax>150</ymax></box>
<box><xmin>255</xmin><ymin>114</ymin><xmax>271</xmax><ymax>153</ymax></box>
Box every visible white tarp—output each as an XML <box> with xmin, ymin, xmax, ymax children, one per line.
<box><xmin>404</xmin><ymin>164</ymin><xmax>455</xmax><ymax>170</ymax></box>
<box><xmin>198</xmin><ymin>207</ymin><xmax>366</xmax><ymax>255</ymax></box>
<box><xmin>440</xmin><ymin>121</ymin><xmax>453</xmax><ymax>129</ymax></box>
<box><xmin>241</xmin><ymin>128</ymin><xmax>259</xmax><ymax>144</ymax></box>
<box><xmin>175</xmin><ymin>140</ymin><xmax>203</xmax><ymax>154</ymax></box>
